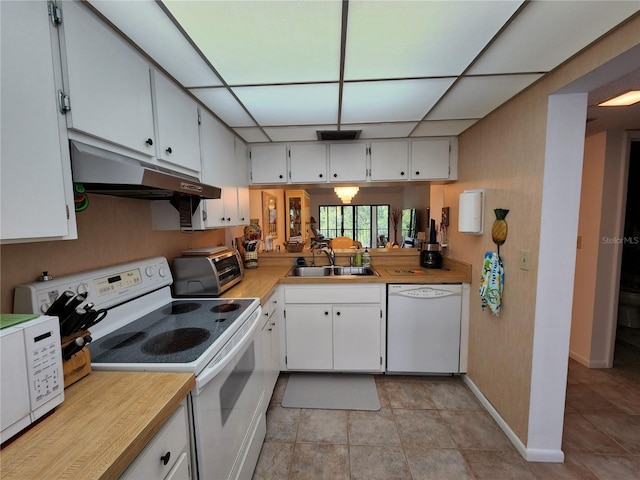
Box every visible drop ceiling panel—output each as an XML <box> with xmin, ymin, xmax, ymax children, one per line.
<box><xmin>469</xmin><ymin>1</ymin><xmax>640</xmax><ymax>75</ymax></box>
<box><xmin>263</xmin><ymin>125</ymin><xmax>336</xmax><ymax>142</ymax></box>
<box><xmin>88</xmin><ymin>0</ymin><xmax>222</xmax><ymax>88</ymax></box>
<box><xmin>343</xmin><ymin>123</ymin><xmax>418</xmax><ymax>139</ymax></box>
<box><xmin>164</xmin><ymin>0</ymin><xmax>342</xmax><ymax>85</ymax></box>
<box><xmin>344</xmin><ymin>0</ymin><xmax>524</xmax><ymax>80</ymax></box>
<box><xmin>232</xmin><ymin>127</ymin><xmax>270</xmax><ymax>144</ymax></box>
<box><xmin>427</xmin><ymin>74</ymin><xmax>543</xmax><ymax>120</ymax></box>
<box><xmin>342</xmin><ymin>78</ymin><xmax>456</xmax><ymax>124</ymax></box>
<box><xmin>232</xmin><ymin>84</ymin><xmax>340</xmax><ymax>126</ymax></box>
<box><xmin>190</xmin><ymin>88</ymin><xmax>255</xmax><ymax>128</ymax></box>
<box><xmin>412</xmin><ymin>119</ymin><xmax>479</xmax><ymax>137</ymax></box>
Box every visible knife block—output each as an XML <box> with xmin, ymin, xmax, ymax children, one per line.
<box><xmin>61</xmin><ymin>330</ymin><xmax>92</xmax><ymax>388</ymax></box>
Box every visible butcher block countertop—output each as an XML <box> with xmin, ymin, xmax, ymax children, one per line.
<box><xmin>0</xmin><ymin>371</ymin><xmax>195</xmax><ymax>480</ymax></box>
<box><xmin>220</xmin><ymin>249</ymin><xmax>472</xmax><ymax>306</ymax></box>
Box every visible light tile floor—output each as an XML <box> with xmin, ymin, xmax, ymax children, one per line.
<box><xmin>253</xmin><ymin>334</ymin><xmax>640</xmax><ymax>480</ymax></box>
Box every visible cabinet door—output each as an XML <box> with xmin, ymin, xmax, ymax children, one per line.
<box><xmin>285</xmin><ymin>190</ymin><xmax>310</xmax><ymax>241</ymax></box>
<box><xmin>250</xmin><ymin>145</ymin><xmax>287</xmax><ymax>184</ymax></box>
<box><xmin>235</xmin><ymin>138</ymin><xmax>250</xmax><ymax>225</ymax></box>
<box><xmin>285</xmin><ymin>305</ymin><xmax>333</xmax><ymax>370</ymax></box>
<box><xmin>329</xmin><ymin>143</ymin><xmax>368</xmax><ymax>182</ymax></box>
<box><xmin>154</xmin><ymin>71</ymin><xmax>201</xmax><ymax>175</ymax></box>
<box><xmin>61</xmin><ymin>1</ymin><xmax>155</xmax><ymax>156</ymax></box>
<box><xmin>289</xmin><ymin>144</ymin><xmax>328</xmax><ymax>183</ymax></box>
<box><xmin>1</xmin><ymin>1</ymin><xmax>76</xmax><ymax>241</ymax></box>
<box><xmin>200</xmin><ymin>109</ymin><xmax>236</xmax><ymax>227</ymax></box>
<box><xmin>333</xmin><ymin>305</ymin><xmax>381</xmax><ymax>371</ymax></box>
<box><xmin>410</xmin><ymin>139</ymin><xmax>450</xmax><ymax>180</ymax></box>
<box><xmin>370</xmin><ymin>142</ymin><xmax>409</xmax><ymax>181</ymax></box>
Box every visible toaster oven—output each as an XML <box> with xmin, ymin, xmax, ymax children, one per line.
<box><xmin>171</xmin><ymin>248</ymin><xmax>244</xmax><ymax>297</ymax></box>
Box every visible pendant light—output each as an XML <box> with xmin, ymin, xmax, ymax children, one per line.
<box><xmin>334</xmin><ymin>186</ymin><xmax>359</xmax><ymax>204</ymax></box>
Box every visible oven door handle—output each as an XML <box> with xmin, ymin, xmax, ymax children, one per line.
<box><xmin>196</xmin><ymin>307</ymin><xmax>261</xmax><ymax>392</ymax></box>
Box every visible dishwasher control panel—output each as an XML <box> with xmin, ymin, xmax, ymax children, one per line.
<box><xmin>388</xmin><ymin>284</ymin><xmax>461</xmax><ymax>298</ymax></box>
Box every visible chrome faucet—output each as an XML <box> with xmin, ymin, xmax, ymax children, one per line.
<box><xmin>320</xmin><ymin>246</ymin><xmax>335</xmax><ymax>266</ymax></box>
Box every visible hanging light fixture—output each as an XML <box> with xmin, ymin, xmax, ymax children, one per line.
<box><xmin>334</xmin><ymin>186</ymin><xmax>359</xmax><ymax>204</ymax></box>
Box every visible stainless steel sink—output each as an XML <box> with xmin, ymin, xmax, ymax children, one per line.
<box><xmin>286</xmin><ymin>266</ymin><xmax>379</xmax><ymax>278</ymax></box>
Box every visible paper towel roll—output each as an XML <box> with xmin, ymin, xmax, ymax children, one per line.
<box><xmin>459</xmin><ymin>191</ymin><xmax>483</xmax><ymax>234</ymax></box>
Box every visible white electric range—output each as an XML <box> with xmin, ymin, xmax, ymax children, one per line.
<box><xmin>14</xmin><ymin>257</ymin><xmax>265</xmax><ymax>480</ymax></box>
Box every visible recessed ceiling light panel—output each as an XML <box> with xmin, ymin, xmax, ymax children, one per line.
<box><xmin>598</xmin><ymin>90</ymin><xmax>640</xmax><ymax>107</ymax></box>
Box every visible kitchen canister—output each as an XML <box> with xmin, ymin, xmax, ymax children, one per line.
<box><xmin>243</xmin><ymin>251</ymin><xmax>258</xmax><ymax>269</ymax></box>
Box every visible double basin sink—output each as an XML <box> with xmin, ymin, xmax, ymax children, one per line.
<box><xmin>287</xmin><ymin>265</ymin><xmax>379</xmax><ymax>278</ymax></box>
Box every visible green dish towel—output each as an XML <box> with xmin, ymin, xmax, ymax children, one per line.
<box><xmin>0</xmin><ymin>314</ymin><xmax>39</xmax><ymax>329</ymax></box>
<box><xmin>480</xmin><ymin>251</ymin><xmax>504</xmax><ymax>316</ymax></box>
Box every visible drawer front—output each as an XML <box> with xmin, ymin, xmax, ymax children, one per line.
<box><xmin>285</xmin><ymin>285</ymin><xmax>382</xmax><ymax>304</ymax></box>
<box><xmin>120</xmin><ymin>404</ymin><xmax>189</xmax><ymax>479</ymax></box>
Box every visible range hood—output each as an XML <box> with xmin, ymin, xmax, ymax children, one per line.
<box><xmin>70</xmin><ymin>141</ymin><xmax>221</xmax><ymax>200</ymax></box>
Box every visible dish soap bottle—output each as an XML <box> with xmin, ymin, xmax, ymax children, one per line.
<box><xmin>355</xmin><ymin>247</ymin><xmax>362</xmax><ymax>266</ymax></box>
<box><xmin>362</xmin><ymin>247</ymin><xmax>371</xmax><ymax>267</ymax></box>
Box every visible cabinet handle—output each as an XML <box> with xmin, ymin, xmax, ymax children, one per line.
<box><xmin>271</xmin><ymin>321</ymin><xmax>276</xmax><ymax>326</ymax></box>
<box><xmin>226</xmin><ymin>217</ymin><xmax>231</xmax><ymax>221</ymax></box>
<box><xmin>221</xmin><ymin>217</ymin><xmax>226</xmax><ymax>221</ymax></box>
<box><xmin>333</xmin><ymin>173</ymin><xmax>337</xmax><ymax>178</ymax></box>
<box><xmin>166</xmin><ymin>147</ymin><xmax>173</xmax><ymax>154</ymax></box>
<box><xmin>336</xmin><ymin>311</ymin><xmax>341</xmax><ymax>316</ymax></box>
<box><xmin>324</xmin><ymin>311</ymin><xmax>329</xmax><ymax>315</ymax></box>
<box><xmin>279</xmin><ymin>174</ymin><xmax>283</xmax><ymax>179</ymax></box>
<box><xmin>145</xmin><ymin>138</ymin><xmax>153</xmax><ymax>146</ymax></box>
<box><xmin>319</xmin><ymin>173</ymin><xmax>323</xmax><ymax>178</ymax></box>
<box><xmin>268</xmin><ymin>328</ymin><xmax>273</xmax><ymax>331</ymax></box>
<box><xmin>415</xmin><ymin>171</ymin><xmax>420</xmax><ymax>176</ymax></box>
<box><xmin>161</xmin><ymin>451</ymin><xmax>171</xmax><ymax>466</ymax></box>
<box><xmin>401</xmin><ymin>171</ymin><xmax>405</xmax><ymax>176</ymax></box>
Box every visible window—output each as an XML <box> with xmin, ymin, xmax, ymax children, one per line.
<box><xmin>318</xmin><ymin>204</ymin><xmax>389</xmax><ymax>248</ymax></box>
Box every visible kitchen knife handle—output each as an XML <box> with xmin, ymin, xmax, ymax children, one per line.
<box><xmin>45</xmin><ymin>290</ymin><xmax>75</xmax><ymax>316</ymax></box>
<box><xmin>58</xmin><ymin>294</ymin><xmax>87</xmax><ymax>321</ymax></box>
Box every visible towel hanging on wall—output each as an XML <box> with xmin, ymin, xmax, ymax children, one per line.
<box><xmin>480</xmin><ymin>251</ymin><xmax>504</xmax><ymax>315</ymax></box>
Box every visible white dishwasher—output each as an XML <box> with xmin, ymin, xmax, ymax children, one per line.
<box><xmin>387</xmin><ymin>284</ymin><xmax>462</xmax><ymax>374</ymax></box>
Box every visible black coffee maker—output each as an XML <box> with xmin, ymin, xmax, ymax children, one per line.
<box><xmin>421</xmin><ymin>219</ymin><xmax>443</xmax><ymax>269</ymax></box>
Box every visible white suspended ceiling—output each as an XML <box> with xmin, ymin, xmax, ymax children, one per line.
<box><xmin>89</xmin><ymin>0</ymin><xmax>639</xmax><ymax>144</ymax></box>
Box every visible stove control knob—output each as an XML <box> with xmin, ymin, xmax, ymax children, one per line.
<box><xmin>158</xmin><ymin>267</ymin><xmax>167</xmax><ymax>277</ymax></box>
<box><xmin>41</xmin><ymin>303</ymin><xmax>50</xmax><ymax>314</ymax></box>
<box><xmin>76</xmin><ymin>283</ymin><xmax>89</xmax><ymax>295</ymax></box>
<box><xmin>145</xmin><ymin>266</ymin><xmax>154</xmax><ymax>277</ymax></box>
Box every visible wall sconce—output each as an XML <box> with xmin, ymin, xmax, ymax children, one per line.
<box><xmin>334</xmin><ymin>186</ymin><xmax>359</xmax><ymax>204</ymax></box>
<box><xmin>458</xmin><ymin>189</ymin><xmax>485</xmax><ymax>234</ymax></box>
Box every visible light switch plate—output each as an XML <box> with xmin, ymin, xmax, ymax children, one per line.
<box><xmin>520</xmin><ymin>250</ymin><xmax>530</xmax><ymax>271</ymax></box>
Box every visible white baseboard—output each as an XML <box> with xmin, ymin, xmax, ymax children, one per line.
<box><xmin>463</xmin><ymin>375</ymin><xmax>564</xmax><ymax>463</ymax></box>
<box><xmin>569</xmin><ymin>351</ymin><xmax>611</xmax><ymax>368</ymax></box>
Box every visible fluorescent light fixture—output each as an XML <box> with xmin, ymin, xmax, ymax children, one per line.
<box><xmin>598</xmin><ymin>90</ymin><xmax>640</xmax><ymax>107</ymax></box>
<box><xmin>334</xmin><ymin>187</ymin><xmax>359</xmax><ymax>204</ymax></box>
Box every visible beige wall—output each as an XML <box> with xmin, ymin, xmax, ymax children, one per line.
<box><xmin>1</xmin><ymin>194</ymin><xmax>225</xmax><ymax>312</ymax></box>
<box><xmin>446</xmin><ymin>16</ymin><xmax>640</xmax><ymax>444</ymax></box>
<box><xmin>571</xmin><ymin>133</ymin><xmax>607</xmax><ymax>364</ymax></box>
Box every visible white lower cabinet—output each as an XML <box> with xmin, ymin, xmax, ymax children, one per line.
<box><xmin>120</xmin><ymin>402</ymin><xmax>191</xmax><ymax>480</ymax></box>
<box><xmin>261</xmin><ymin>288</ymin><xmax>282</xmax><ymax>411</ymax></box>
<box><xmin>284</xmin><ymin>285</ymin><xmax>385</xmax><ymax>372</ymax></box>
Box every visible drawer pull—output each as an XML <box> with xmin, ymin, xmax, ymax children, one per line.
<box><xmin>161</xmin><ymin>451</ymin><xmax>171</xmax><ymax>466</ymax></box>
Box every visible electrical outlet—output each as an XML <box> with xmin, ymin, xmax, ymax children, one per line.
<box><xmin>520</xmin><ymin>250</ymin><xmax>530</xmax><ymax>271</ymax></box>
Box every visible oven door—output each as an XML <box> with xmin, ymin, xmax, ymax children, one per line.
<box><xmin>190</xmin><ymin>308</ymin><xmax>265</xmax><ymax>480</ymax></box>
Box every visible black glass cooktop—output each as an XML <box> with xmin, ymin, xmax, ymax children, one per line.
<box><xmin>89</xmin><ymin>298</ymin><xmax>256</xmax><ymax>364</ymax></box>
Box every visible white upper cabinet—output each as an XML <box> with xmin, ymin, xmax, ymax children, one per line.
<box><xmin>1</xmin><ymin>1</ymin><xmax>77</xmax><ymax>242</ymax></box>
<box><xmin>329</xmin><ymin>143</ymin><xmax>368</xmax><ymax>182</ymax></box>
<box><xmin>369</xmin><ymin>142</ymin><xmax>409</xmax><ymax>181</ymax></box>
<box><xmin>250</xmin><ymin>144</ymin><xmax>287</xmax><ymax>184</ymax></box>
<box><xmin>153</xmin><ymin>70</ymin><xmax>201</xmax><ymax>176</ymax></box>
<box><xmin>235</xmin><ymin>139</ymin><xmax>250</xmax><ymax>225</ymax></box>
<box><xmin>410</xmin><ymin>139</ymin><xmax>451</xmax><ymax>180</ymax></box>
<box><xmin>199</xmin><ymin>109</ymin><xmax>237</xmax><ymax>228</ymax></box>
<box><xmin>60</xmin><ymin>0</ymin><xmax>155</xmax><ymax>157</ymax></box>
<box><xmin>289</xmin><ymin>144</ymin><xmax>328</xmax><ymax>183</ymax></box>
